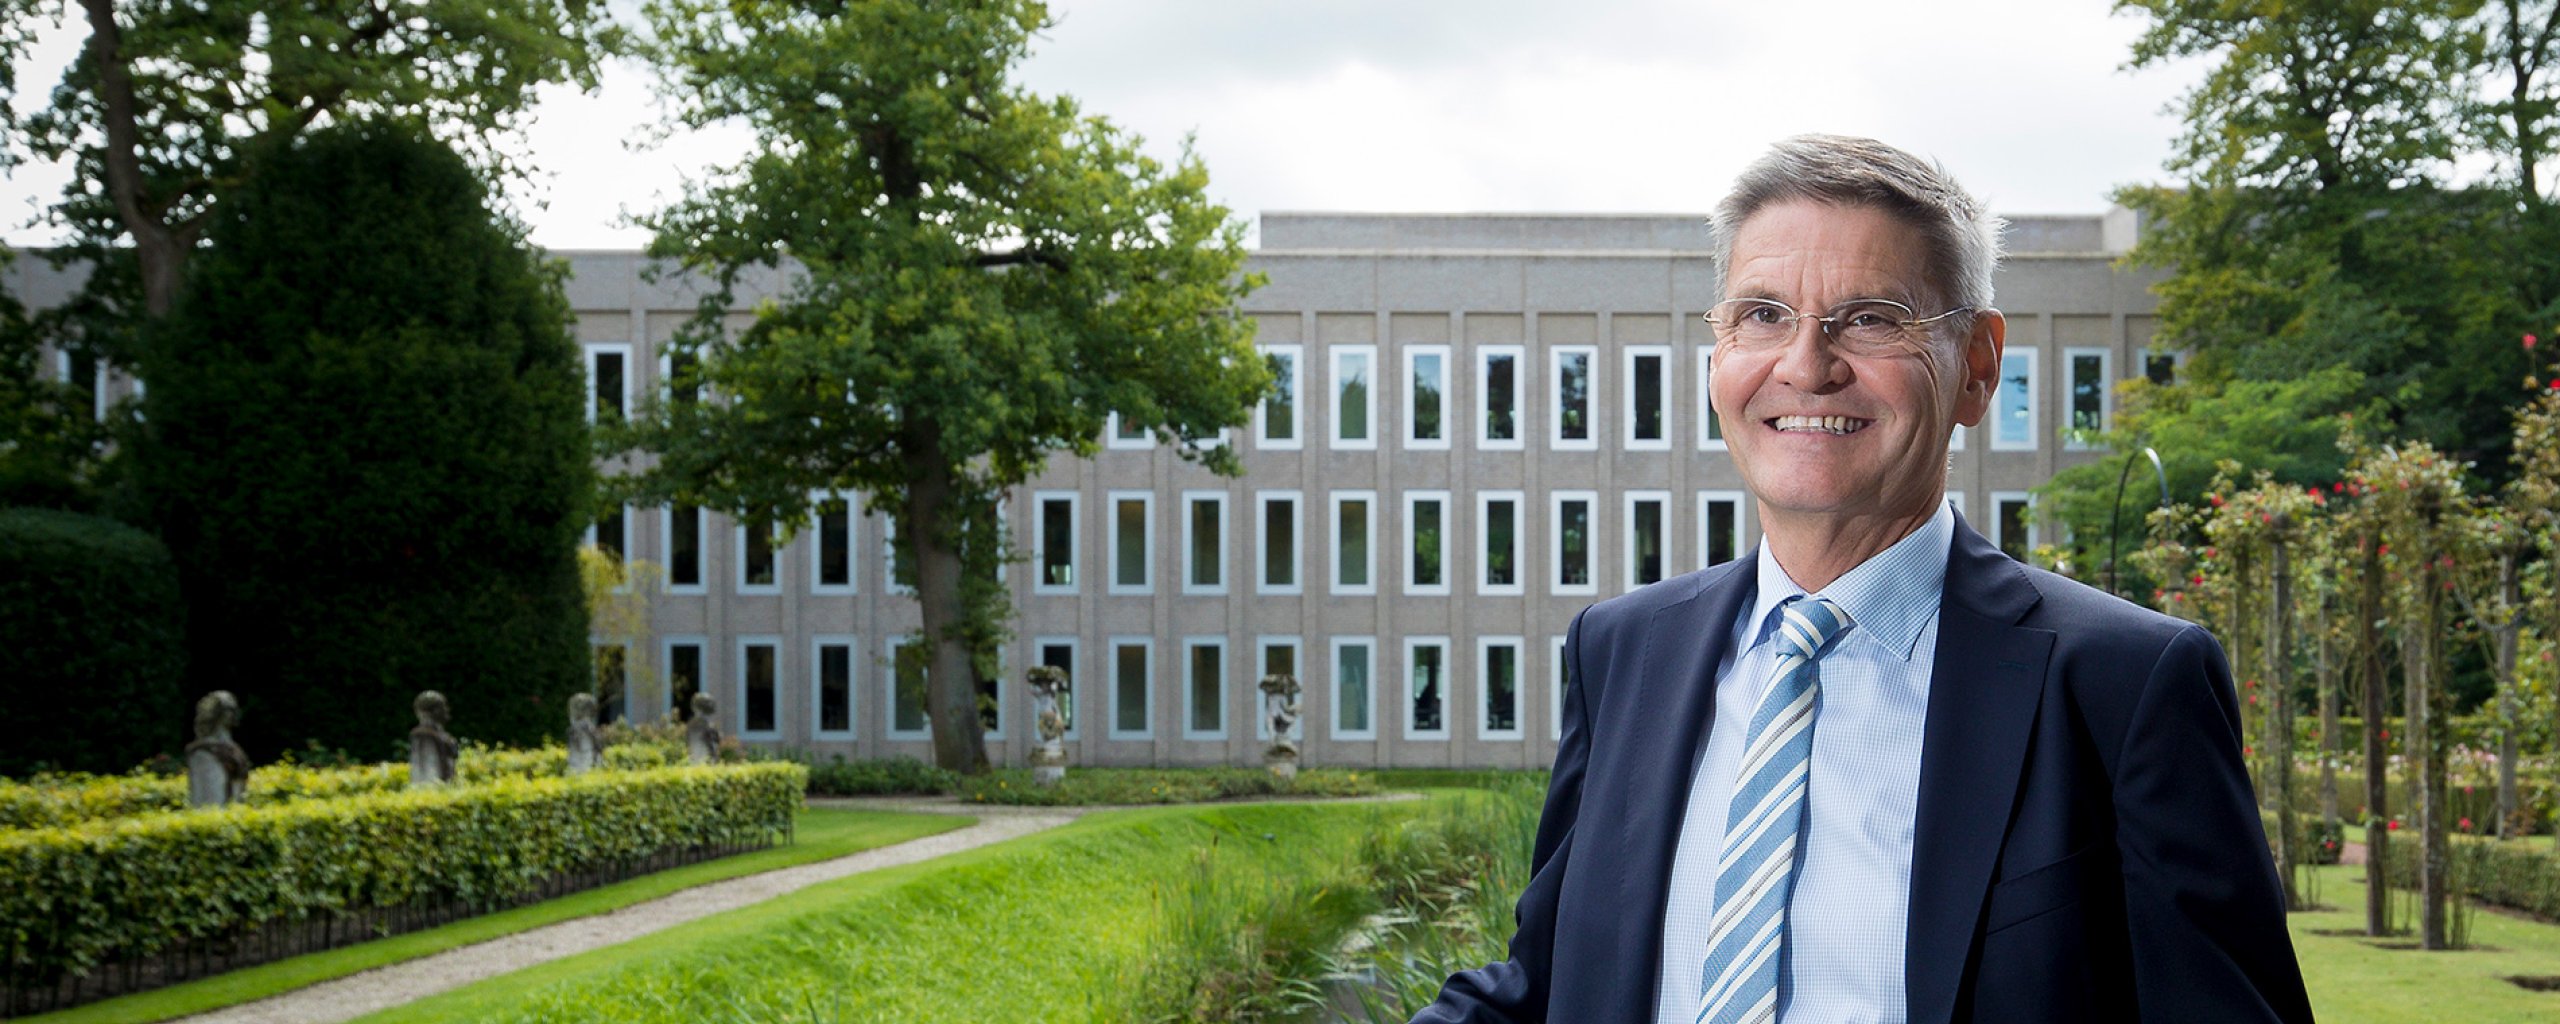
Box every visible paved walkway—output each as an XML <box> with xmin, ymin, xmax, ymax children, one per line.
<box><xmin>172</xmin><ymin>801</ymin><xmax>1078</xmax><ymax>1024</ymax></box>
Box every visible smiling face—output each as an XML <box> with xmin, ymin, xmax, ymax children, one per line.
<box><xmin>1712</xmin><ymin>199</ymin><xmax>2004</xmax><ymax>541</ymax></box>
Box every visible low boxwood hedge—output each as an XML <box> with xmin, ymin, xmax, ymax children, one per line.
<box><xmin>0</xmin><ymin>762</ymin><xmax>803</xmax><ymax>997</ymax></box>
<box><xmin>0</xmin><ymin>745</ymin><xmax>588</xmax><ymax>830</ymax></box>
<box><xmin>2376</xmin><ymin>833</ymin><xmax>2560</xmax><ymax>920</ymax></box>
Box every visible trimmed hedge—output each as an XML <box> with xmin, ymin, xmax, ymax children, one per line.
<box><xmin>0</xmin><ymin>762</ymin><xmax>803</xmax><ymax>994</ymax></box>
<box><xmin>2377</xmin><ymin>834</ymin><xmax>2560</xmax><ymax>920</ymax></box>
<box><xmin>0</xmin><ymin>745</ymin><xmax>580</xmax><ymax>830</ymax></box>
<box><xmin>0</xmin><ymin>508</ymin><xmax>187</xmax><ymax>776</ymax></box>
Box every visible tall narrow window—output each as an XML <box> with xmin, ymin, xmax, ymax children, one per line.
<box><xmin>1479</xmin><ymin>345</ymin><xmax>1523</xmax><ymax>448</ymax></box>
<box><xmin>666</xmin><ymin>348</ymin><xmax>700</xmax><ymax>405</ymax></box>
<box><xmin>666</xmin><ymin>639</ymin><xmax>705</xmax><ymax>723</ymax></box>
<box><xmin>1260</xmin><ymin>345</ymin><xmax>1302</xmax><ymax>448</ymax></box>
<box><xmin>1333</xmin><ymin>638</ymin><xmax>1375</xmax><ymax>739</ymax></box>
<box><xmin>1551</xmin><ymin>491</ymin><xmax>1594</xmax><ymax>596</ymax></box>
<box><xmin>738</xmin><ymin>638</ymin><xmax>779</xmax><ymax>737</ymax></box>
<box><xmin>884</xmin><ymin>516</ymin><xmax>916</xmax><ymax>595</ymax></box>
<box><xmin>1257</xmin><ymin>638</ymin><xmax>1299</xmax><ymax>740</ymax></box>
<box><xmin>1625</xmin><ymin>492</ymin><xmax>1667</xmax><ymax>589</ymax></box>
<box><xmin>1407</xmin><ymin>345</ymin><xmax>1449</xmax><ymax>447</ymax></box>
<box><xmin>1552</xmin><ymin>346</ymin><xmax>1595</xmax><ymax>449</ymax></box>
<box><xmin>1332</xmin><ymin>491</ymin><xmax>1375</xmax><ymax>594</ymax></box>
<box><xmin>1183</xmin><ymin>491</ymin><xmax>1226</xmax><ymax>594</ymax></box>
<box><xmin>1184</xmin><ymin>638</ymin><xmax>1226</xmax><ymax>739</ymax></box>
<box><xmin>1551</xmin><ymin>636</ymin><xmax>1568</xmax><ymax>741</ymax></box>
<box><xmin>1406</xmin><ymin>490</ymin><xmax>1449</xmax><ymax>595</ymax></box>
<box><xmin>2145</xmin><ymin>350</ymin><xmax>2179</xmax><ymax>386</ymax></box>
<box><xmin>887</xmin><ymin>638</ymin><xmax>929</xmax><ymax>738</ymax></box>
<box><xmin>738</xmin><ymin>517</ymin><xmax>778</xmax><ymax>593</ymax></box>
<box><xmin>1625</xmin><ymin>346</ymin><xmax>1669</xmax><ymax>450</ymax></box>
<box><xmin>1407</xmin><ymin>637</ymin><xmax>1449</xmax><ymax>738</ymax></box>
<box><xmin>1995</xmin><ymin>493</ymin><xmax>2035</xmax><ymax>561</ymax></box>
<box><xmin>1697</xmin><ymin>346</ymin><xmax>1725</xmax><ymax>449</ymax></box>
<box><xmin>56</xmin><ymin>349</ymin><xmax>101</xmax><ymax>421</ymax></box>
<box><xmin>1112</xmin><ymin>639</ymin><xmax>1151</xmax><ymax>739</ymax></box>
<box><xmin>587</xmin><ymin>344</ymin><xmax>631</xmax><ymax>423</ymax></box>
<box><xmin>1333</xmin><ymin>346</ymin><xmax>1376</xmax><ymax>448</ymax></box>
<box><xmin>1481</xmin><ymin>491</ymin><xmax>1524</xmax><ymax>595</ymax></box>
<box><xmin>1481</xmin><ymin>638</ymin><xmax>1523</xmax><ymax>739</ymax></box>
<box><xmin>1258</xmin><ymin>491</ymin><xmax>1302</xmax><ymax>594</ymax></box>
<box><xmin>1108</xmin><ymin>412</ymin><xmax>1152</xmax><ymax>449</ymax></box>
<box><xmin>1035</xmin><ymin>492</ymin><xmax>1076</xmax><ymax>593</ymax></box>
<box><xmin>590</xmin><ymin>505</ymin><xmax>629</xmax><ymax>564</ymax></box>
<box><xmin>592</xmin><ymin>643</ymin><xmax>628</xmax><ymax>722</ymax></box>
<box><xmin>1038</xmin><ymin>640</ymin><xmax>1079</xmax><ymax>739</ymax></box>
<box><xmin>978</xmin><ymin>654</ymin><xmax>1003</xmax><ymax>738</ymax></box>
<box><xmin>2065</xmin><ymin>348</ymin><xmax>2109</xmax><ymax>447</ymax></box>
<box><xmin>1109</xmin><ymin>492</ymin><xmax>1152</xmax><ymax>595</ymax></box>
<box><xmin>813</xmin><ymin>493</ymin><xmax>855</xmax><ymax>594</ymax></box>
<box><xmin>1994</xmin><ymin>350</ymin><xmax>2036</xmax><ymax>450</ymax></box>
<box><xmin>1700</xmin><ymin>492</ymin><xmax>1745</xmax><ymax>569</ymax></box>
<box><xmin>668</xmin><ymin>505</ymin><xmax>703</xmax><ymax>591</ymax></box>
<box><xmin>813</xmin><ymin>638</ymin><xmax>854</xmax><ymax>738</ymax></box>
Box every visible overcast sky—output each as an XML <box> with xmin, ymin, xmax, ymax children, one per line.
<box><xmin>2</xmin><ymin>1</ymin><xmax>2208</xmax><ymax>250</ymax></box>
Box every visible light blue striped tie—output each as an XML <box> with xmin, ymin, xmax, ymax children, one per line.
<box><xmin>1697</xmin><ymin>596</ymin><xmax>1849</xmax><ymax>1024</ymax></box>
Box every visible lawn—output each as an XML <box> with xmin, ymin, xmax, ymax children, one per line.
<box><xmin>350</xmin><ymin>799</ymin><xmax>1432</xmax><ymax>1024</ymax></box>
<box><xmin>21</xmin><ymin>806</ymin><xmax>967</xmax><ymax>1024</ymax></box>
<box><xmin>2293</xmin><ymin>863</ymin><xmax>2560</xmax><ymax>1024</ymax></box>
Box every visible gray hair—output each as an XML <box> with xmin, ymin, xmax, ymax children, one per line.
<box><xmin>1711</xmin><ymin>134</ymin><xmax>2004</xmax><ymax>312</ymax></box>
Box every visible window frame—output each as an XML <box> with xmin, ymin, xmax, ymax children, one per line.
<box><xmin>1330</xmin><ymin>636</ymin><xmax>1378</xmax><ymax>741</ymax></box>
<box><xmin>1993</xmin><ymin>348</ymin><xmax>2038</xmax><ymax>451</ymax></box>
<box><xmin>809</xmin><ymin>491</ymin><xmax>858</xmax><ymax>596</ymax></box>
<box><xmin>660</xmin><ymin>634</ymin><xmax>708</xmax><ymax>725</ymax></box>
<box><xmin>2063</xmin><ymin>346</ymin><xmax>2112</xmax><ymax>449</ymax></box>
<box><xmin>1479</xmin><ymin>635</ymin><xmax>1526</xmax><ymax>741</ymax></box>
<box><xmin>735</xmin><ymin>635</ymin><xmax>784</xmax><ymax>741</ymax></box>
<box><xmin>882</xmin><ymin>515</ymin><xmax>916</xmax><ymax>597</ymax></box>
<box><xmin>1549</xmin><ymin>490</ymin><xmax>1597</xmax><ymax>597</ymax></box>
<box><xmin>1993</xmin><ymin>490</ymin><xmax>2037</xmax><ymax>560</ymax></box>
<box><xmin>1404</xmin><ymin>343</ymin><xmax>1452</xmax><ymax>450</ymax></box>
<box><xmin>1256</xmin><ymin>490</ymin><xmax>1304</xmax><ymax>596</ymax></box>
<box><xmin>1623</xmin><ymin>489</ymin><xmax>1671</xmax><ymax>592</ymax></box>
<box><xmin>810</xmin><ymin>634</ymin><xmax>857</xmax><ymax>741</ymax></box>
<box><xmin>1623</xmin><ymin>344</ymin><xmax>1672</xmax><ymax>451</ymax></box>
<box><xmin>1034</xmin><ymin>636</ymin><xmax>1081</xmax><ymax>742</ymax></box>
<box><xmin>1331</xmin><ymin>344</ymin><xmax>1379</xmax><ymax>450</ymax></box>
<box><xmin>1255</xmin><ymin>636</ymin><xmax>1301</xmax><ymax>741</ymax></box>
<box><xmin>884</xmin><ymin>636</ymin><xmax>930</xmax><ymax>741</ymax></box>
<box><xmin>584</xmin><ymin>342</ymin><xmax>633</xmax><ymax>425</ymax></box>
<box><xmin>1180</xmin><ymin>635</ymin><xmax>1228</xmax><ymax>741</ymax></box>
<box><xmin>1031</xmin><ymin>490</ymin><xmax>1078</xmax><ymax>595</ymax></box>
<box><xmin>1257</xmin><ymin>344</ymin><xmax>1304</xmax><ymax>449</ymax></box>
<box><xmin>735</xmin><ymin>517</ymin><xmax>782</xmax><ymax>595</ymax></box>
<box><xmin>1697</xmin><ymin>490</ymin><xmax>1748</xmax><ymax>571</ymax></box>
<box><xmin>1477</xmin><ymin>343</ymin><xmax>1526</xmax><ymax>450</ymax></box>
<box><xmin>1108</xmin><ymin>636</ymin><xmax>1154</xmax><ymax>741</ymax></box>
<box><xmin>1404</xmin><ymin>635</ymin><xmax>1452</xmax><ymax>740</ymax></box>
<box><xmin>1696</xmin><ymin>344</ymin><xmax>1726</xmax><ymax>450</ymax></box>
<box><xmin>1106</xmin><ymin>490</ymin><xmax>1154</xmax><ymax>596</ymax></box>
<box><xmin>665</xmin><ymin>505</ymin><xmax>707</xmax><ymax>595</ymax></box>
<box><xmin>1106</xmin><ymin>411</ymin><xmax>1155</xmax><ymax>450</ymax></box>
<box><xmin>1180</xmin><ymin>490</ymin><xmax>1229</xmax><ymax>596</ymax></box>
<box><xmin>1331</xmin><ymin>489</ymin><xmax>1378</xmax><ymax>596</ymax></box>
<box><xmin>1403</xmin><ymin>489</ymin><xmax>1452</xmax><ymax>596</ymax></box>
<box><xmin>1550</xmin><ymin>635</ymin><xmax>1569</xmax><ymax>741</ymax></box>
<box><xmin>1549</xmin><ymin>344</ymin><xmax>1599</xmax><ymax>451</ymax></box>
<box><xmin>1480</xmin><ymin>489</ymin><xmax>1527</xmax><ymax>597</ymax></box>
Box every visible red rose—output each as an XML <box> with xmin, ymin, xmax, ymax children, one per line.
<box><xmin>2460</xmin><ymin>817</ymin><xmax>2473</xmax><ymax>830</ymax></box>
<box><xmin>2388</xmin><ymin>820</ymin><xmax>2401</xmax><ymax>831</ymax></box>
<box><xmin>2529</xmin><ymin>333</ymin><xmax>2542</xmax><ymax>350</ymax></box>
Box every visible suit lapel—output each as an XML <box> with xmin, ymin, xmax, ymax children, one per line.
<box><xmin>1905</xmin><ymin>520</ymin><xmax>2054</xmax><ymax>1024</ymax></box>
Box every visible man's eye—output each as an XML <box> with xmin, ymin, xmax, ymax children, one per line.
<box><xmin>1742</xmin><ymin>303</ymin><xmax>1787</xmax><ymax>324</ymax></box>
<box><xmin>1839</xmin><ymin>309</ymin><xmax>1897</xmax><ymax>330</ymax></box>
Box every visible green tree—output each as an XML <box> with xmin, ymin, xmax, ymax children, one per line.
<box><xmin>131</xmin><ymin>121</ymin><xmax>594</xmax><ymax>756</ymax></box>
<box><xmin>608</xmin><ymin>0</ymin><xmax>1268</xmax><ymax>772</ymax></box>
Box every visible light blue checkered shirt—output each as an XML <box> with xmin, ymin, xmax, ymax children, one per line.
<box><xmin>1654</xmin><ymin>503</ymin><xmax>1952</xmax><ymax>1024</ymax></box>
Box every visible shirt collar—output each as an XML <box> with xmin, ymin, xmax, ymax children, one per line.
<box><xmin>1746</xmin><ymin>501</ymin><xmax>1954</xmax><ymax>662</ymax></box>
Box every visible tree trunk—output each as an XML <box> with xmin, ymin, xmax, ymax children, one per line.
<box><xmin>903</xmin><ymin>426</ymin><xmax>991</xmax><ymax>775</ymax></box>
<box><xmin>81</xmin><ymin>0</ymin><xmax>187</xmax><ymax>318</ymax></box>
<box><xmin>2359</xmin><ymin>529</ymin><xmax>2391</xmax><ymax>937</ymax></box>
<box><xmin>2317</xmin><ymin>581</ymin><xmax>2339</xmax><ymax>830</ymax></box>
<box><xmin>2269</xmin><ymin>524</ymin><xmax>2300</xmax><ymax>910</ymax></box>
<box><xmin>2416</xmin><ymin>550</ymin><xmax>2449</xmax><ymax>951</ymax></box>
<box><xmin>2494</xmin><ymin>549</ymin><xmax>2522</xmax><ymax>839</ymax></box>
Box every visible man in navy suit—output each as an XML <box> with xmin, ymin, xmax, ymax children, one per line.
<box><xmin>1409</xmin><ymin>135</ymin><xmax>2313</xmax><ymax>1023</ymax></box>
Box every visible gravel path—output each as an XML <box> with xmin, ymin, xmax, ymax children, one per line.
<box><xmin>170</xmin><ymin>803</ymin><xmax>1077</xmax><ymax>1024</ymax></box>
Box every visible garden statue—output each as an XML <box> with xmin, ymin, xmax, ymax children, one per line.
<box><xmin>686</xmin><ymin>692</ymin><xmax>722</xmax><ymax>765</ymax></box>
<box><xmin>184</xmin><ymin>690</ymin><xmax>250</xmax><ymax>808</ymax></box>
<box><xmin>408</xmin><ymin>690</ymin><xmax>458</xmax><ymax>788</ymax></box>
<box><xmin>1259</xmin><ymin>673</ymin><xmax>1303</xmax><ymax>780</ymax></box>
<box><xmin>566</xmin><ymin>693</ymin><xmax>601</xmax><ymax>775</ymax></box>
<box><xmin>1026</xmin><ymin>665</ymin><xmax>1069</xmax><ymax>786</ymax></box>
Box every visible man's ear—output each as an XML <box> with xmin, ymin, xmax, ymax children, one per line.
<box><xmin>1952</xmin><ymin>308</ymin><xmax>2006</xmax><ymax>428</ymax></box>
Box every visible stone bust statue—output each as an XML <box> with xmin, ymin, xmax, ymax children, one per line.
<box><xmin>566</xmin><ymin>692</ymin><xmax>601</xmax><ymax>775</ymax></box>
<box><xmin>184</xmin><ymin>690</ymin><xmax>251</xmax><ymax>808</ymax></box>
<box><xmin>408</xmin><ymin>690</ymin><xmax>459</xmax><ymax>788</ymax></box>
<box><xmin>685</xmin><ymin>692</ymin><xmax>722</xmax><ymax>765</ymax></box>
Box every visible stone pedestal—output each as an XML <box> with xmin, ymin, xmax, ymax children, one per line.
<box><xmin>1263</xmin><ymin>751</ymin><xmax>1299</xmax><ymax>781</ymax></box>
<box><xmin>1033</xmin><ymin>762</ymin><xmax>1066</xmax><ymax>786</ymax></box>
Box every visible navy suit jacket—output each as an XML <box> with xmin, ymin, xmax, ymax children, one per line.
<box><xmin>1413</xmin><ymin>518</ymin><xmax>2315</xmax><ymax>1023</ymax></box>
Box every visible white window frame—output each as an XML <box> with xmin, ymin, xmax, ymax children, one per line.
<box><xmin>882</xmin><ymin>515</ymin><xmax>915</xmax><ymax>597</ymax></box>
<box><xmin>810</xmin><ymin>634</ymin><xmax>858</xmax><ymax>741</ymax></box>
<box><xmin>1479</xmin><ymin>635</ymin><xmax>1526</xmax><ymax>741</ymax></box>
<box><xmin>1255</xmin><ymin>636</ymin><xmax>1301</xmax><ymax>742</ymax></box>
<box><xmin>1034</xmin><ymin>636</ymin><xmax>1081</xmax><ymax>742</ymax></box>
<box><xmin>1331</xmin><ymin>345</ymin><xmax>1379</xmax><ymax>450</ymax></box>
<box><xmin>1404</xmin><ymin>635</ymin><xmax>1452</xmax><ymax>741</ymax></box>
<box><xmin>585</xmin><ymin>504</ymin><xmax>633</xmax><ymax>563</ymax></box>
<box><xmin>1549</xmin><ymin>490</ymin><xmax>1597</xmax><ymax>597</ymax></box>
<box><xmin>658</xmin><ymin>347</ymin><xmax>704</xmax><ymax>405</ymax></box>
<box><xmin>1106</xmin><ymin>491</ymin><xmax>1154</xmax><ymax>596</ymax></box>
<box><xmin>1181</xmin><ymin>636</ymin><xmax>1228</xmax><ymax>741</ymax></box>
<box><xmin>734</xmin><ymin>635</ymin><xmax>784</xmax><ymax>741</ymax></box>
<box><xmin>1951</xmin><ymin>422</ymin><xmax>1967</xmax><ymax>451</ymax></box>
<box><xmin>1477</xmin><ymin>344</ymin><xmax>1526</xmax><ymax>451</ymax></box>
<box><xmin>1480</xmin><ymin>489</ymin><xmax>1528</xmax><ymax>597</ymax></box>
<box><xmin>660</xmin><ymin>634</ymin><xmax>708</xmax><ymax>724</ymax></box>
<box><xmin>1331</xmin><ymin>489</ymin><xmax>1378</xmax><ymax>596</ymax></box>
<box><xmin>1108</xmin><ymin>636</ymin><xmax>1154</xmax><ymax>741</ymax></box>
<box><xmin>1993</xmin><ymin>491</ymin><xmax>2037</xmax><ymax>558</ymax></box>
<box><xmin>1404</xmin><ymin>344</ymin><xmax>1452</xmax><ymax>450</ymax></box>
<box><xmin>1697</xmin><ymin>345</ymin><xmax>1726</xmax><ymax>450</ymax></box>
<box><xmin>665</xmin><ymin>505</ymin><xmax>707</xmax><ymax>595</ymax></box>
<box><xmin>584</xmin><ymin>342</ymin><xmax>633</xmax><ymax>424</ymax></box>
<box><xmin>2063</xmin><ymin>346</ymin><xmax>2112</xmax><ymax>449</ymax></box>
<box><xmin>1623</xmin><ymin>490</ymin><xmax>1671</xmax><ymax>592</ymax></box>
<box><xmin>1623</xmin><ymin>345</ymin><xmax>1672</xmax><ymax>451</ymax></box>
<box><xmin>1256</xmin><ymin>490</ymin><xmax>1303</xmax><ymax>596</ymax></box>
<box><xmin>977</xmin><ymin>647</ymin><xmax>1008</xmax><ymax>742</ymax></box>
<box><xmin>53</xmin><ymin>349</ymin><xmax>106</xmax><ymax>422</ymax></box>
<box><xmin>1550</xmin><ymin>344</ymin><xmax>1598</xmax><ymax>451</ymax></box>
<box><xmin>884</xmin><ymin>636</ymin><xmax>930</xmax><ymax>740</ymax></box>
<box><xmin>1180</xmin><ymin>490</ymin><xmax>1229</xmax><ymax>596</ymax></box>
<box><xmin>1697</xmin><ymin>490</ymin><xmax>1748</xmax><ymax>571</ymax></box>
<box><xmin>1404</xmin><ymin>489</ymin><xmax>1452</xmax><ymax>596</ymax></box>
<box><xmin>1031</xmin><ymin>490</ymin><xmax>1078</xmax><ymax>595</ymax></box>
<box><xmin>809</xmin><ymin>491</ymin><xmax>858</xmax><ymax>596</ymax></box>
<box><xmin>2142</xmin><ymin>347</ymin><xmax>2186</xmax><ymax>386</ymax></box>
<box><xmin>1106</xmin><ymin>411</ymin><xmax>1155</xmax><ymax>450</ymax></box>
<box><xmin>1993</xmin><ymin>349</ymin><xmax>2038</xmax><ymax>451</ymax></box>
<box><xmin>1257</xmin><ymin>344</ymin><xmax>1303</xmax><ymax>450</ymax></box>
<box><xmin>735</xmin><ymin>518</ymin><xmax>782</xmax><ymax>595</ymax></box>
<box><xmin>1331</xmin><ymin>636</ymin><xmax>1378</xmax><ymax>741</ymax></box>
<box><xmin>1550</xmin><ymin>635</ymin><xmax>1569</xmax><ymax>741</ymax></box>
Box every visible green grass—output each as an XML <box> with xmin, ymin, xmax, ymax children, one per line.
<box><xmin>20</xmin><ymin>807</ymin><xmax>967</xmax><ymax>1024</ymax></box>
<box><xmin>2293</xmin><ymin>863</ymin><xmax>2560</xmax><ymax>1024</ymax></box>
<box><xmin>351</xmin><ymin>800</ymin><xmax>1435</xmax><ymax>1024</ymax></box>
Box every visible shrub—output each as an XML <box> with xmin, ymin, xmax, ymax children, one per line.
<box><xmin>3</xmin><ymin>744</ymin><xmax>601</xmax><ymax>830</ymax></box>
<box><xmin>131</xmin><ymin>120</ymin><xmax>592</xmax><ymax>757</ymax></box>
<box><xmin>951</xmin><ymin>767</ymin><xmax>1379</xmax><ymax>806</ymax></box>
<box><xmin>0</xmin><ymin>508</ymin><xmax>186</xmax><ymax>776</ymax></box>
<box><xmin>798</xmin><ymin>754</ymin><xmax>958</xmax><ymax>796</ymax></box>
<box><xmin>2378</xmin><ymin>833</ymin><xmax>2560</xmax><ymax>920</ymax></box>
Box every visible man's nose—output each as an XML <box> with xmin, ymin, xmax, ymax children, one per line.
<box><xmin>1771</xmin><ymin>315</ymin><xmax>1850</xmax><ymax>390</ymax></box>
